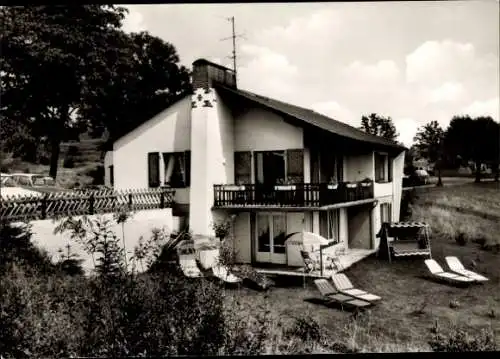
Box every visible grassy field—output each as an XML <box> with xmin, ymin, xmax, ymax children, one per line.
<box><xmin>223</xmin><ymin>182</ymin><xmax>500</xmax><ymax>353</ymax></box>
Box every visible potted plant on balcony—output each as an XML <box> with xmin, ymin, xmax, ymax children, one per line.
<box><xmin>346</xmin><ymin>181</ymin><xmax>358</xmax><ymax>188</ymax></box>
<box><xmin>361</xmin><ymin>177</ymin><xmax>373</xmax><ymax>187</ymax></box>
<box><xmin>327</xmin><ymin>177</ymin><xmax>338</xmax><ymax>190</ymax></box>
<box><xmin>275</xmin><ymin>178</ymin><xmax>296</xmax><ymax>191</ymax></box>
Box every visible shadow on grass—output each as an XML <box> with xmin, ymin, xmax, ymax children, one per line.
<box><xmin>303</xmin><ymin>297</ymin><xmax>370</xmax><ymax>314</ymax></box>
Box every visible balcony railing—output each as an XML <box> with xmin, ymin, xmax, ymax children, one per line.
<box><xmin>213</xmin><ymin>181</ymin><xmax>374</xmax><ymax>208</ymax></box>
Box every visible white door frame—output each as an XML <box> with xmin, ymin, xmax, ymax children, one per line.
<box><xmin>255</xmin><ymin>212</ymin><xmax>287</xmax><ymax>264</ymax></box>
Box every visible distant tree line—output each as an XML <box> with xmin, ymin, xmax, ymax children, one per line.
<box><xmin>360</xmin><ymin>113</ymin><xmax>499</xmax><ymax>184</ymax></box>
<box><xmin>0</xmin><ymin>5</ymin><xmax>192</xmax><ymax>178</ymax></box>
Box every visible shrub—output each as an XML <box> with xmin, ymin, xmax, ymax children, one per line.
<box><xmin>63</xmin><ymin>156</ymin><xmax>75</xmax><ymax>168</ymax></box>
<box><xmin>428</xmin><ymin>324</ymin><xmax>498</xmax><ymax>352</ymax></box>
<box><xmin>455</xmin><ymin>232</ymin><xmax>468</xmax><ymax>246</ymax></box>
<box><xmin>67</xmin><ymin>145</ymin><xmax>80</xmax><ymax>157</ymax></box>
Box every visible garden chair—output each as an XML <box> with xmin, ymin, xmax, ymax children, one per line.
<box><xmin>331</xmin><ymin>273</ymin><xmax>382</xmax><ymax>302</ymax></box>
<box><xmin>424</xmin><ymin>259</ymin><xmax>475</xmax><ymax>285</ymax></box>
<box><xmin>212</xmin><ymin>265</ymin><xmax>242</xmax><ymax>283</ymax></box>
<box><xmin>313</xmin><ymin>279</ymin><xmax>372</xmax><ymax>311</ymax></box>
<box><xmin>445</xmin><ymin>256</ymin><xmax>489</xmax><ymax>282</ymax></box>
<box><xmin>178</xmin><ymin>254</ymin><xmax>203</xmax><ymax>278</ymax></box>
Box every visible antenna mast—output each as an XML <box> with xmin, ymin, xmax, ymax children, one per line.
<box><xmin>220</xmin><ymin>16</ymin><xmax>245</xmax><ymax>84</ymax></box>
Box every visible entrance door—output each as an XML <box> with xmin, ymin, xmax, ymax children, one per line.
<box><xmin>256</xmin><ymin>213</ymin><xmax>287</xmax><ymax>264</ymax></box>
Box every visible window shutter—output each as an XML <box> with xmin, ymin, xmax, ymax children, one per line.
<box><xmin>286</xmin><ymin>149</ymin><xmax>304</xmax><ymax>183</ymax></box>
<box><xmin>185</xmin><ymin>151</ymin><xmax>191</xmax><ymax>187</ymax></box>
<box><xmin>235</xmin><ymin>151</ymin><xmax>252</xmax><ymax>184</ymax></box>
<box><xmin>388</xmin><ymin>156</ymin><xmax>393</xmax><ymax>182</ymax></box>
<box><xmin>148</xmin><ymin>152</ymin><xmax>160</xmax><ymax>188</ymax></box>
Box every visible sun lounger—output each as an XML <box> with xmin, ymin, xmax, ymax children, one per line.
<box><xmin>331</xmin><ymin>273</ymin><xmax>382</xmax><ymax>302</ymax></box>
<box><xmin>212</xmin><ymin>265</ymin><xmax>242</xmax><ymax>283</ymax></box>
<box><xmin>445</xmin><ymin>256</ymin><xmax>489</xmax><ymax>282</ymax></box>
<box><xmin>424</xmin><ymin>259</ymin><xmax>475</xmax><ymax>284</ymax></box>
<box><xmin>313</xmin><ymin>279</ymin><xmax>372</xmax><ymax>310</ymax></box>
<box><xmin>178</xmin><ymin>254</ymin><xmax>203</xmax><ymax>278</ymax></box>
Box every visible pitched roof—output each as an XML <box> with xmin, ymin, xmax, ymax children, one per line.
<box><xmin>215</xmin><ymin>84</ymin><xmax>406</xmax><ymax>151</ymax></box>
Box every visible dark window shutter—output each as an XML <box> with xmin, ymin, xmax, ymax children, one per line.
<box><xmin>235</xmin><ymin>151</ymin><xmax>252</xmax><ymax>184</ymax></box>
<box><xmin>286</xmin><ymin>149</ymin><xmax>304</xmax><ymax>183</ymax></box>
<box><xmin>148</xmin><ymin>152</ymin><xmax>160</xmax><ymax>188</ymax></box>
<box><xmin>185</xmin><ymin>151</ymin><xmax>191</xmax><ymax>187</ymax></box>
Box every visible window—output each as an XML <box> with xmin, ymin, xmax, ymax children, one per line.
<box><xmin>162</xmin><ymin>151</ymin><xmax>191</xmax><ymax>188</ymax></box>
<box><xmin>252</xmin><ymin>149</ymin><xmax>304</xmax><ymax>185</ymax></box>
<box><xmin>375</xmin><ymin>152</ymin><xmax>392</xmax><ymax>182</ymax></box>
<box><xmin>234</xmin><ymin>151</ymin><xmax>252</xmax><ymax>184</ymax></box>
<box><xmin>148</xmin><ymin>152</ymin><xmax>160</xmax><ymax>188</ymax></box>
<box><xmin>286</xmin><ymin>149</ymin><xmax>304</xmax><ymax>183</ymax></box>
<box><xmin>319</xmin><ymin>209</ymin><xmax>340</xmax><ymax>242</ymax></box>
<box><xmin>109</xmin><ymin>165</ymin><xmax>114</xmax><ymax>186</ymax></box>
<box><xmin>380</xmin><ymin>202</ymin><xmax>392</xmax><ymax>224</ymax></box>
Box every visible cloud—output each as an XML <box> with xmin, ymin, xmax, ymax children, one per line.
<box><xmin>427</xmin><ymin>82</ymin><xmax>466</xmax><ymax>103</ymax></box>
<box><xmin>396</xmin><ymin>118</ymin><xmax>420</xmax><ymax>148</ymax></box>
<box><xmin>459</xmin><ymin>98</ymin><xmax>500</xmax><ymax>120</ymax></box>
<box><xmin>238</xmin><ymin>45</ymin><xmax>299</xmax><ymax>100</ymax></box>
<box><xmin>311</xmin><ymin>101</ymin><xmax>358</xmax><ymax>127</ymax></box>
<box><xmin>122</xmin><ymin>6</ymin><xmax>147</xmax><ymax>33</ymax></box>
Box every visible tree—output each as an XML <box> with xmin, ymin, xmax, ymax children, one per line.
<box><xmin>414</xmin><ymin>121</ymin><xmax>445</xmax><ymax>186</ymax></box>
<box><xmin>80</xmin><ymin>31</ymin><xmax>192</xmax><ymax>143</ymax></box>
<box><xmin>360</xmin><ymin>113</ymin><xmax>399</xmax><ymax>141</ymax></box>
<box><xmin>444</xmin><ymin>115</ymin><xmax>500</xmax><ymax>183</ymax></box>
<box><xmin>404</xmin><ymin>144</ymin><xmax>418</xmax><ymax>175</ymax></box>
<box><xmin>0</xmin><ymin>5</ymin><xmax>128</xmax><ymax>178</ymax></box>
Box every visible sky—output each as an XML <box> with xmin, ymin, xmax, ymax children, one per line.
<box><xmin>120</xmin><ymin>1</ymin><xmax>499</xmax><ymax>147</ymax></box>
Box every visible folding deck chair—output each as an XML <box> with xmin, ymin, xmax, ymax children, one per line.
<box><xmin>331</xmin><ymin>273</ymin><xmax>382</xmax><ymax>302</ymax></box>
<box><xmin>212</xmin><ymin>265</ymin><xmax>242</xmax><ymax>283</ymax></box>
<box><xmin>178</xmin><ymin>254</ymin><xmax>203</xmax><ymax>278</ymax></box>
<box><xmin>445</xmin><ymin>256</ymin><xmax>489</xmax><ymax>282</ymax></box>
<box><xmin>313</xmin><ymin>279</ymin><xmax>372</xmax><ymax>311</ymax></box>
<box><xmin>424</xmin><ymin>259</ymin><xmax>475</xmax><ymax>285</ymax></box>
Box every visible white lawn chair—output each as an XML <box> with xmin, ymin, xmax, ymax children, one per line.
<box><xmin>179</xmin><ymin>254</ymin><xmax>203</xmax><ymax>278</ymax></box>
<box><xmin>331</xmin><ymin>273</ymin><xmax>382</xmax><ymax>302</ymax></box>
<box><xmin>313</xmin><ymin>279</ymin><xmax>372</xmax><ymax>310</ymax></box>
<box><xmin>424</xmin><ymin>259</ymin><xmax>474</xmax><ymax>285</ymax></box>
<box><xmin>212</xmin><ymin>265</ymin><xmax>242</xmax><ymax>283</ymax></box>
<box><xmin>445</xmin><ymin>256</ymin><xmax>489</xmax><ymax>282</ymax></box>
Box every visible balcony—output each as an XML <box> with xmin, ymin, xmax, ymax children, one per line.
<box><xmin>213</xmin><ymin>181</ymin><xmax>374</xmax><ymax>209</ymax></box>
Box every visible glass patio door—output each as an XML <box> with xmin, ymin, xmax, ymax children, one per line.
<box><xmin>256</xmin><ymin>213</ymin><xmax>287</xmax><ymax>264</ymax></box>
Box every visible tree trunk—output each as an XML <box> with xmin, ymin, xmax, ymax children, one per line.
<box><xmin>474</xmin><ymin>160</ymin><xmax>481</xmax><ymax>183</ymax></box>
<box><xmin>437</xmin><ymin>166</ymin><xmax>443</xmax><ymax>187</ymax></box>
<box><xmin>49</xmin><ymin>137</ymin><xmax>61</xmax><ymax>179</ymax></box>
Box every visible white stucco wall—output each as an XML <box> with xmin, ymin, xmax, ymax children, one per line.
<box><xmin>112</xmin><ymin>97</ymin><xmax>191</xmax><ymax>191</ymax></box>
<box><xmin>18</xmin><ymin>209</ymin><xmax>179</xmax><ymax>274</ymax></box>
<box><xmin>344</xmin><ymin>152</ymin><xmax>375</xmax><ymax>182</ymax></box>
<box><xmin>392</xmin><ymin>151</ymin><xmax>405</xmax><ymax>222</ymax></box>
<box><xmin>189</xmin><ymin>89</ymin><xmax>234</xmax><ymax>236</ymax></box>
<box><xmin>234</xmin><ymin>107</ymin><xmax>303</xmax><ymax>151</ymax></box>
<box><xmin>104</xmin><ymin>151</ymin><xmax>113</xmax><ymax>187</ymax></box>
<box><xmin>374</xmin><ymin>182</ymin><xmax>393</xmax><ymax>197</ymax></box>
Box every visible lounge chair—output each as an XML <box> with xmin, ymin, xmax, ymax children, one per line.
<box><xmin>313</xmin><ymin>279</ymin><xmax>372</xmax><ymax>310</ymax></box>
<box><xmin>212</xmin><ymin>265</ymin><xmax>242</xmax><ymax>283</ymax></box>
<box><xmin>331</xmin><ymin>273</ymin><xmax>382</xmax><ymax>302</ymax></box>
<box><xmin>178</xmin><ymin>254</ymin><xmax>203</xmax><ymax>278</ymax></box>
<box><xmin>300</xmin><ymin>250</ymin><xmax>320</xmax><ymax>272</ymax></box>
<box><xmin>424</xmin><ymin>259</ymin><xmax>475</xmax><ymax>285</ymax></box>
<box><xmin>445</xmin><ymin>256</ymin><xmax>489</xmax><ymax>282</ymax></box>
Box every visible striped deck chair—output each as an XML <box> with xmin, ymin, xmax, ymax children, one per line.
<box><xmin>331</xmin><ymin>273</ymin><xmax>382</xmax><ymax>303</ymax></box>
<box><xmin>313</xmin><ymin>279</ymin><xmax>372</xmax><ymax>311</ymax></box>
<box><xmin>424</xmin><ymin>259</ymin><xmax>475</xmax><ymax>285</ymax></box>
<box><xmin>445</xmin><ymin>256</ymin><xmax>488</xmax><ymax>282</ymax></box>
<box><xmin>212</xmin><ymin>265</ymin><xmax>242</xmax><ymax>283</ymax></box>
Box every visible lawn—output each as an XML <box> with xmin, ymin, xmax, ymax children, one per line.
<box><xmin>223</xmin><ymin>182</ymin><xmax>500</xmax><ymax>353</ymax></box>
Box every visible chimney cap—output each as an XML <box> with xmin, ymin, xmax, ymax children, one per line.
<box><xmin>193</xmin><ymin>58</ymin><xmax>235</xmax><ymax>73</ymax></box>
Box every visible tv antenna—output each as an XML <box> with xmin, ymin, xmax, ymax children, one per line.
<box><xmin>220</xmin><ymin>16</ymin><xmax>246</xmax><ymax>83</ymax></box>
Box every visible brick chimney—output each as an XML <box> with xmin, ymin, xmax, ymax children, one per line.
<box><xmin>192</xmin><ymin>59</ymin><xmax>237</xmax><ymax>89</ymax></box>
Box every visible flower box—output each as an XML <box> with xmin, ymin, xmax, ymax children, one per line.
<box><xmin>274</xmin><ymin>185</ymin><xmax>296</xmax><ymax>191</ymax></box>
<box><xmin>361</xmin><ymin>182</ymin><xmax>372</xmax><ymax>187</ymax></box>
<box><xmin>224</xmin><ymin>185</ymin><xmax>245</xmax><ymax>191</ymax></box>
<box><xmin>346</xmin><ymin>183</ymin><xmax>358</xmax><ymax>188</ymax></box>
<box><xmin>198</xmin><ymin>248</ymin><xmax>220</xmax><ymax>269</ymax></box>
<box><xmin>327</xmin><ymin>184</ymin><xmax>339</xmax><ymax>190</ymax></box>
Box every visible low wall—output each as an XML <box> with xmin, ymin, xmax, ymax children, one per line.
<box><xmin>12</xmin><ymin>208</ymin><xmax>181</xmax><ymax>274</ymax></box>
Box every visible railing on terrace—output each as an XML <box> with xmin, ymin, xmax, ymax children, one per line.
<box><xmin>0</xmin><ymin>188</ymin><xmax>175</xmax><ymax>222</ymax></box>
<box><xmin>213</xmin><ymin>181</ymin><xmax>373</xmax><ymax>208</ymax></box>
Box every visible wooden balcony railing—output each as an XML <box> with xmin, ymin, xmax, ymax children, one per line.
<box><xmin>213</xmin><ymin>181</ymin><xmax>374</xmax><ymax>208</ymax></box>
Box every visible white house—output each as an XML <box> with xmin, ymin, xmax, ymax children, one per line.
<box><xmin>105</xmin><ymin>58</ymin><xmax>406</xmax><ymax>269</ymax></box>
